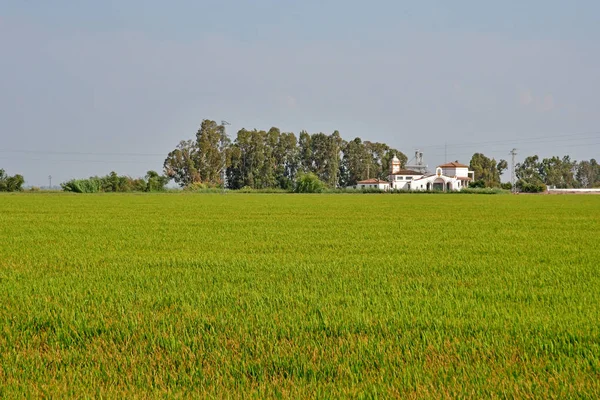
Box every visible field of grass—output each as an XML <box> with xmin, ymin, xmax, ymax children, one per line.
<box><xmin>1</xmin><ymin>193</ymin><xmax>599</xmax><ymax>398</ymax></box>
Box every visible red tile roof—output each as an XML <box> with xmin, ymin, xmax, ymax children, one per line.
<box><xmin>356</xmin><ymin>179</ymin><xmax>390</xmax><ymax>184</ymax></box>
<box><xmin>438</xmin><ymin>161</ymin><xmax>469</xmax><ymax>168</ymax></box>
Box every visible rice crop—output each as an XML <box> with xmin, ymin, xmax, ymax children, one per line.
<box><xmin>0</xmin><ymin>193</ymin><xmax>599</xmax><ymax>398</ymax></box>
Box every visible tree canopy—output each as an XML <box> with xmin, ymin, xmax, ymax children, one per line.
<box><xmin>515</xmin><ymin>155</ymin><xmax>598</xmax><ymax>190</ymax></box>
<box><xmin>0</xmin><ymin>169</ymin><xmax>25</xmax><ymax>192</ymax></box>
<box><xmin>61</xmin><ymin>171</ymin><xmax>169</xmax><ymax>193</ymax></box>
<box><xmin>469</xmin><ymin>153</ymin><xmax>507</xmax><ymax>188</ymax></box>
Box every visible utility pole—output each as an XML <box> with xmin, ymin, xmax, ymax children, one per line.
<box><xmin>48</xmin><ymin>175</ymin><xmax>52</xmax><ymax>189</ymax></box>
<box><xmin>509</xmin><ymin>148</ymin><xmax>517</xmax><ymax>193</ymax></box>
<box><xmin>221</xmin><ymin>120</ymin><xmax>231</xmax><ymax>194</ymax></box>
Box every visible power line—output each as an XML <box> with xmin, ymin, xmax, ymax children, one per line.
<box><xmin>0</xmin><ymin>156</ymin><xmax>158</xmax><ymax>164</ymax></box>
<box><xmin>415</xmin><ymin>131</ymin><xmax>600</xmax><ymax>150</ymax></box>
<box><xmin>430</xmin><ymin>140</ymin><xmax>600</xmax><ymax>158</ymax></box>
<box><xmin>0</xmin><ymin>149</ymin><xmax>165</xmax><ymax>157</ymax></box>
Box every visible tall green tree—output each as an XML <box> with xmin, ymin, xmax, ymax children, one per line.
<box><xmin>163</xmin><ymin>140</ymin><xmax>200</xmax><ymax>187</ymax></box>
<box><xmin>299</xmin><ymin>131</ymin><xmax>313</xmax><ymax>173</ymax></box>
<box><xmin>261</xmin><ymin>127</ymin><xmax>280</xmax><ymax>188</ymax></box>
<box><xmin>325</xmin><ymin>131</ymin><xmax>343</xmax><ymax>187</ymax></box>
<box><xmin>197</xmin><ymin>120</ymin><xmax>230</xmax><ymax>184</ymax></box>
<box><xmin>469</xmin><ymin>153</ymin><xmax>507</xmax><ymax>187</ymax></box>
<box><xmin>576</xmin><ymin>159</ymin><xmax>599</xmax><ymax>188</ymax></box>
<box><xmin>145</xmin><ymin>170</ymin><xmax>169</xmax><ymax>192</ymax></box>
<box><xmin>310</xmin><ymin>133</ymin><xmax>330</xmax><ymax>182</ymax></box>
<box><xmin>539</xmin><ymin>156</ymin><xmax>576</xmax><ymax>188</ymax></box>
<box><xmin>274</xmin><ymin>132</ymin><xmax>299</xmax><ymax>190</ymax></box>
<box><xmin>248</xmin><ymin>130</ymin><xmax>267</xmax><ymax>188</ymax></box>
<box><xmin>516</xmin><ymin>155</ymin><xmax>542</xmax><ymax>184</ymax></box>
<box><xmin>340</xmin><ymin>138</ymin><xmax>368</xmax><ymax>185</ymax></box>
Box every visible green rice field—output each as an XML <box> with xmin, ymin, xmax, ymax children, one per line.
<box><xmin>1</xmin><ymin>193</ymin><xmax>599</xmax><ymax>398</ymax></box>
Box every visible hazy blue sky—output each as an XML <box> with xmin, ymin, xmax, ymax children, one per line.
<box><xmin>1</xmin><ymin>0</ymin><xmax>599</xmax><ymax>186</ymax></box>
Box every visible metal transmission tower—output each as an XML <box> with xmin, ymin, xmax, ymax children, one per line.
<box><xmin>509</xmin><ymin>148</ymin><xmax>517</xmax><ymax>193</ymax></box>
<box><xmin>406</xmin><ymin>150</ymin><xmax>429</xmax><ymax>174</ymax></box>
<box><xmin>48</xmin><ymin>175</ymin><xmax>52</xmax><ymax>189</ymax></box>
<box><xmin>221</xmin><ymin>120</ymin><xmax>231</xmax><ymax>194</ymax></box>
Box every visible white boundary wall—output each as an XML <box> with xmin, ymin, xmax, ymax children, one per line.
<box><xmin>548</xmin><ymin>188</ymin><xmax>600</xmax><ymax>193</ymax></box>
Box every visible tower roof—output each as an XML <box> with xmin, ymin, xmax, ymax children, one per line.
<box><xmin>390</xmin><ymin>169</ymin><xmax>422</xmax><ymax>176</ymax></box>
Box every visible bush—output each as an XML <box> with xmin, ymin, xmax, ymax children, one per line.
<box><xmin>183</xmin><ymin>182</ymin><xmax>221</xmax><ymax>193</ymax></box>
<box><xmin>294</xmin><ymin>172</ymin><xmax>325</xmax><ymax>193</ymax></box>
<box><xmin>500</xmin><ymin>182</ymin><xmax>513</xmax><ymax>190</ymax></box>
<box><xmin>516</xmin><ymin>179</ymin><xmax>547</xmax><ymax>193</ymax></box>
<box><xmin>469</xmin><ymin>180</ymin><xmax>486</xmax><ymax>188</ymax></box>
<box><xmin>61</xmin><ymin>178</ymin><xmax>102</xmax><ymax>193</ymax></box>
<box><xmin>238</xmin><ymin>186</ymin><xmax>289</xmax><ymax>194</ymax></box>
<box><xmin>359</xmin><ymin>187</ymin><xmax>385</xmax><ymax>194</ymax></box>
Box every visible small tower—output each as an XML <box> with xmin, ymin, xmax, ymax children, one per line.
<box><xmin>390</xmin><ymin>155</ymin><xmax>401</xmax><ymax>174</ymax></box>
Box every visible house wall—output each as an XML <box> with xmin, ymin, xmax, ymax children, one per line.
<box><xmin>410</xmin><ymin>180</ymin><xmax>429</xmax><ymax>191</ymax></box>
<box><xmin>389</xmin><ymin>174</ymin><xmax>422</xmax><ymax>190</ymax></box>
<box><xmin>410</xmin><ymin>175</ymin><xmax>465</xmax><ymax>191</ymax></box>
<box><xmin>392</xmin><ymin>181</ymin><xmax>410</xmax><ymax>190</ymax></box>
<box><xmin>441</xmin><ymin>167</ymin><xmax>470</xmax><ymax>178</ymax></box>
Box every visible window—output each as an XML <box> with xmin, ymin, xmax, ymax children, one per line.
<box><xmin>406</xmin><ymin>177</ymin><xmax>412</xmax><ymax>181</ymax></box>
<box><xmin>361</xmin><ymin>185</ymin><xmax>365</xmax><ymax>188</ymax></box>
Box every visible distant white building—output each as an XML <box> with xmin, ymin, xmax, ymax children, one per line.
<box><xmin>348</xmin><ymin>156</ymin><xmax>474</xmax><ymax>192</ymax></box>
<box><xmin>353</xmin><ymin>178</ymin><xmax>390</xmax><ymax>191</ymax></box>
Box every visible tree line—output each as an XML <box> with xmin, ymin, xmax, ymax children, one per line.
<box><xmin>163</xmin><ymin>119</ymin><xmax>407</xmax><ymax>190</ymax></box>
<box><xmin>515</xmin><ymin>155</ymin><xmax>599</xmax><ymax>191</ymax></box>
<box><xmin>467</xmin><ymin>152</ymin><xmax>600</xmax><ymax>191</ymax></box>
<box><xmin>61</xmin><ymin>171</ymin><xmax>169</xmax><ymax>193</ymax></box>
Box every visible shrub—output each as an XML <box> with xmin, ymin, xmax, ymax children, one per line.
<box><xmin>294</xmin><ymin>172</ymin><xmax>325</xmax><ymax>193</ymax></box>
<box><xmin>184</xmin><ymin>182</ymin><xmax>221</xmax><ymax>193</ymax></box>
<box><xmin>61</xmin><ymin>178</ymin><xmax>102</xmax><ymax>193</ymax></box>
<box><xmin>516</xmin><ymin>179</ymin><xmax>547</xmax><ymax>193</ymax></box>
<box><xmin>469</xmin><ymin>180</ymin><xmax>486</xmax><ymax>188</ymax></box>
<box><xmin>500</xmin><ymin>182</ymin><xmax>513</xmax><ymax>190</ymax></box>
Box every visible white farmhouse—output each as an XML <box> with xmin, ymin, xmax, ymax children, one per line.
<box><xmin>347</xmin><ymin>156</ymin><xmax>474</xmax><ymax>191</ymax></box>
<box><xmin>407</xmin><ymin>161</ymin><xmax>474</xmax><ymax>191</ymax></box>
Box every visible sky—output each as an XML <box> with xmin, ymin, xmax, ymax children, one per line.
<box><xmin>1</xmin><ymin>0</ymin><xmax>599</xmax><ymax>186</ymax></box>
